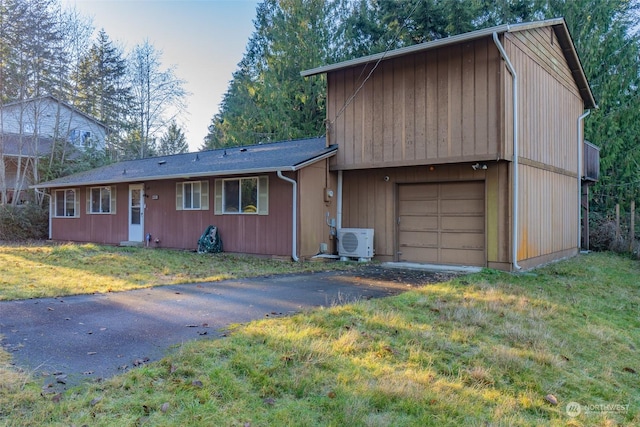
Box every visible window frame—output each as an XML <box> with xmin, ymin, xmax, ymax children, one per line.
<box><xmin>176</xmin><ymin>180</ymin><xmax>209</xmax><ymax>211</ymax></box>
<box><xmin>214</xmin><ymin>176</ymin><xmax>268</xmax><ymax>216</ymax></box>
<box><xmin>53</xmin><ymin>189</ymin><xmax>79</xmax><ymax>218</ymax></box>
<box><xmin>88</xmin><ymin>186</ymin><xmax>114</xmax><ymax>214</ymax></box>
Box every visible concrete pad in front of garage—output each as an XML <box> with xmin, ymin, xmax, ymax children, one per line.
<box><xmin>382</xmin><ymin>262</ymin><xmax>483</xmax><ymax>274</ymax></box>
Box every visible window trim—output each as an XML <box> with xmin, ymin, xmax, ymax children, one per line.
<box><xmin>87</xmin><ymin>186</ymin><xmax>116</xmax><ymax>215</ymax></box>
<box><xmin>214</xmin><ymin>176</ymin><xmax>268</xmax><ymax>216</ymax></box>
<box><xmin>53</xmin><ymin>188</ymin><xmax>80</xmax><ymax>218</ymax></box>
<box><xmin>176</xmin><ymin>180</ymin><xmax>209</xmax><ymax>211</ymax></box>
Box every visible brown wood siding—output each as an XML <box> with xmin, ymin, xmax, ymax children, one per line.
<box><xmin>51</xmin><ymin>183</ymin><xmax>128</xmax><ymax>244</ymax></box>
<box><xmin>517</xmin><ymin>164</ymin><xmax>578</xmax><ymax>261</ymax></box>
<box><xmin>505</xmin><ymin>30</ymin><xmax>583</xmax><ymax>173</ymax></box>
<box><xmin>51</xmin><ymin>172</ymin><xmax>295</xmax><ymax>256</ymax></box>
<box><xmin>327</xmin><ymin>37</ymin><xmax>502</xmax><ymax>170</ymax></box>
<box><xmin>298</xmin><ymin>160</ymin><xmax>337</xmax><ymax>258</ymax></box>
<box><xmin>341</xmin><ymin>162</ymin><xmax>510</xmax><ymax>266</ymax></box>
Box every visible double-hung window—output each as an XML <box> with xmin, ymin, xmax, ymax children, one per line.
<box><xmin>214</xmin><ymin>176</ymin><xmax>268</xmax><ymax>215</ymax></box>
<box><xmin>176</xmin><ymin>181</ymin><xmax>209</xmax><ymax>210</ymax></box>
<box><xmin>87</xmin><ymin>186</ymin><xmax>116</xmax><ymax>214</ymax></box>
<box><xmin>54</xmin><ymin>189</ymin><xmax>79</xmax><ymax>217</ymax></box>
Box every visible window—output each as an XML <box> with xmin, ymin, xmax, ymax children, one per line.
<box><xmin>86</xmin><ymin>186</ymin><xmax>116</xmax><ymax>214</ymax></box>
<box><xmin>54</xmin><ymin>189</ymin><xmax>78</xmax><ymax>217</ymax></box>
<box><xmin>69</xmin><ymin>129</ymin><xmax>92</xmax><ymax>146</ymax></box>
<box><xmin>176</xmin><ymin>181</ymin><xmax>209</xmax><ymax>211</ymax></box>
<box><xmin>214</xmin><ymin>176</ymin><xmax>268</xmax><ymax>215</ymax></box>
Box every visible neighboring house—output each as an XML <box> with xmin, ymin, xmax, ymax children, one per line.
<box><xmin>34</xmin><ymin>18</ymin><xmax>599</xmax><ymax>270</ymax></box>
<box><xmin>301</xmin><ymin>18</ymin><xmax>597</xmax><ymax>270</ymax></box>
<box><xmin>1</xmin><ymin>95</ymin><xmax>108</xmax><ymax>203</ymax></box>
<box><xmin>32</xmin><ymin>138</ymin><xmax>338</xmax><ymax>259</ymax></box>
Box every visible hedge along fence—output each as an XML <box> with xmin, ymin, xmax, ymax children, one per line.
<box><xmin>0</xmin><ymin>203</ymin><xmax>49</xmax><ymax>241</ymax></box>
<box><xmin>590</xmin><ymin>201</ymin><xmax>639</xmax><ymax>258</ymax></box>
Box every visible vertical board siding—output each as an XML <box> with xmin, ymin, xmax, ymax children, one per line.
<box><xmin>52</xmin><ymin>173</ymin><xmax>294</xmax><ymax>256</ymax></box>
<box><xmin>517</xmin><ymin>164</ymin><xmax>577</xmax><ymax>260</ymax></box>
<box><xmin>327</xmin><ymin>38</ymin><xmax>502</xmax><ymax>169</ymax></box>
<box><xmin>298</xmin><ymin>161</ymin><xmax>337</xmax><ymax>258</ymax></box>
<box><xmin>505</xmin><ymin>31</ymin><xmax>583</xmax><ymax>172</ymax></box>
<box><xmin>341</xmin><ymin>162</ymin><xmax>510</xmax><ymax>265</ymax></box>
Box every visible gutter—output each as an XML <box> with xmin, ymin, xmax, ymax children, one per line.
<box><xmin>493</xmin><ymin>31</ymin><xmax>522</xmax><ymax>271</ymax></box>
<box><xmin>277</xmin><ymin>170</ymin><xmax>299</xmax><ymax>262</ymax></box>
<box><xmin>577</xmin><ymin>110</ymin><xmax>590</xmax><ymax>249</ymax></box>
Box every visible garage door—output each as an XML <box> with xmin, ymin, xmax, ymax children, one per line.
<box><xmin>398</xmin><ymin>182</ymin><xmax>485</xmax><ymax>266</ymax></box>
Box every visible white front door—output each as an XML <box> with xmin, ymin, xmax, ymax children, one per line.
<box><xmin>128</xmin><ymin>184</ymin><xmax>144</xmax><ymax>242</ymax></box>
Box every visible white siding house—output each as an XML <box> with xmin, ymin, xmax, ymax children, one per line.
<box><xmin>1</xmin><ymin>95</ymin><xmax>108</xmax><ymax>149</ymax></box>
<box><xmin>1</xmin><ymin>96</ymin><xmax>108</xmax><ymax>204</ymax></box>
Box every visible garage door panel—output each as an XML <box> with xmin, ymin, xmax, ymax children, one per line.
<box><xmin>400</xmin><ymin>215</ymin><xmax>438</xmax><ymax>231</ymax></box>
<box><xmin>441</xmin><ymin>249</ymin><xmax>485</xmax><ymax>265</ymax></box>
<box><xmin>442</xmin><ymin>182</ymin><xmax>484</xmax><ymax>199</ymax></box>
<box><xmin>399</xmin><ymin>184</ymin><xmax>439</xmax><ymax>200</ymax></box>
<box><xmin>399</xmin><ymin>200</ymin><xmax>438</xmax><ymax>215</ymax></box>
<box><xmin>399</xmin><ymin>230</ymin><xmax>438</xmax><ymax>247</ymax></box>
<box><xmin>398</xmin><ymin>181</ymin><xmax>485</xmax><ymax>267</ymax></box>
<box><xmin>441</xmin><ymin>216</ymin><xmax>484</xmax><ymax>231</ymax></box>
<box><xmin>441</xmin><ymin>232</ymin><xmax>484</xmax><ymax>249</ymax></box>
<box><xmin>399</xmin><ymin>247</ymin><xmax>439</xmax><ymax>263</ymax></box>
<box><xmin>441</xmin><ymin>199</ymin><xmax>484</xmax><ymax>215</ymax></box>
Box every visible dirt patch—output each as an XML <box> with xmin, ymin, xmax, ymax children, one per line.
<box><xmin>337</xmin><ymin>265</ymin><xmax>462</xmax><ymax>287</ymax></box>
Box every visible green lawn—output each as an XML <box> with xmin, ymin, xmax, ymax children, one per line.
<box><xmin>0</xmin><ymin>242</ymin><xmax>354</xmax><ymax>301</ymax></box>
<box><xmin>1</xmin><ymin>246</ymin><xmax>638</xmax><ymax>426</ymax></box>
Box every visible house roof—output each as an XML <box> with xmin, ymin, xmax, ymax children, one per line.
<box><xmin>33</xmin><ymin>137</ymin><xmax>337</xmax><ymax>189</ymax></box>
<box><xmin>301</xmin><ymin>18</ymin><xmax>596</xmax><ymax>109</ymax></box>
<box><xmin>1</xmin><ymin>133</ymin><xmax>82</xmax><ymax>160</ymax></box>
<box><xmin>1</xmin><ymin>133</ymin><xmax>55</xmax><ymax>157</ymax></box>
<box><xmin>2</xmin><ymin>95</ymin><xmax>110</xmax><ymax>132</ymax></box>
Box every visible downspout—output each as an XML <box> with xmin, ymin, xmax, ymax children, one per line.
<box><xmin>493</xmin><ymin>31</ymin><xmax>521</xmax><ymax>270</ymax></box>
<box><xmin>277</xmin><ymin>170</ymin><xmax>299</xmax><ymax>262</ymax></box>
<box><xmin>577</xmin><ymin>110</ymin><xmax>590</xmax><ymax>249</ymax></box>
<box><xmin>336</xmin><ymin>170</ymin><xmax>343</xmax><ymax>230</ymax></box>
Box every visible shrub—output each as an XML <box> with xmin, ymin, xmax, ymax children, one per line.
<box><xmin>0</xmin><ymin>204</ymin><xmax>48</xmax><ymax>241</ymax></box>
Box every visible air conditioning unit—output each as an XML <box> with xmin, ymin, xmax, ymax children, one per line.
<box><xmin>338</xmin><ymin>228</ymin><xmax>374</xmax><ymax>261</ymax></box>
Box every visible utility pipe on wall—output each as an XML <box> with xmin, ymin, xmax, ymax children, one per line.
<box><xmin>336</xmin><ymin>170</ymin><xmax>343</xmax><ymax>231</ymax></box>
<box><xmin>493</xmin><ymin>31</ymin><xmax>521</xmax><ymax>270</ymax></box>
<box><xmin>277</xmin><ymin>170</ymin><xmax>299</xmax><ymax>262</ymax></box>
<box><xmin>577</xmin><ymin>110</ymin><xmax>590</xmax><ymax>250</ymax></box>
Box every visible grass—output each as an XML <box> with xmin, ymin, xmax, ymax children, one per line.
<box><xmin>0</xmin><ymin>242</ymin><xmax>355</xmax><ymax>301</ymax></box>
<box><xmin>1</xmin><ymin>247</ymin><xmax>639</xmax><ymax>426</ymax></box>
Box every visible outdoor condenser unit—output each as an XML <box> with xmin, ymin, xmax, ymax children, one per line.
<box><xmin>337</xmin><ymin>228</ymin><xmax>374</xmax><ymax>261</ymax></box>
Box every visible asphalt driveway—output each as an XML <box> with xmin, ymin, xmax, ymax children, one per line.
<box><xmin>0</xmin><ymin>266</ymin><xmax>456</xmax><ymax>389</ymax></box>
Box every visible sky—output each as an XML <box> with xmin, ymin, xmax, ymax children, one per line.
<box><xmin>64</xmin><ymin>0</ymin><xmax>260</xmax><ymax>151</ymax></box>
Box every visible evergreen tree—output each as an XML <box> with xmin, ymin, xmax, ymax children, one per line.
<box><xmin>158</xmin><ymin>121</ymin><xmax>188</xmax><ymax>155</ymax></box>
<box><xmin>203</xmin><ymin>0</ymin><xmax>332</xmax><ymax>149</ymax></box>
<box><xmin>74</xmin><ymin>29</ymin><xmax>131</xmax><ymax>158</ymax></box>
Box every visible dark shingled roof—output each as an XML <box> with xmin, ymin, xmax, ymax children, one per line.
<box><xmin>2</xmin><ymin>133</ymin><xmax>55</xmax><ymax>157</ymax></box>
<box><xmin>33</xmin><ymin>137</ymin><xmax>336</xmax><ymax>189</ymax></box>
